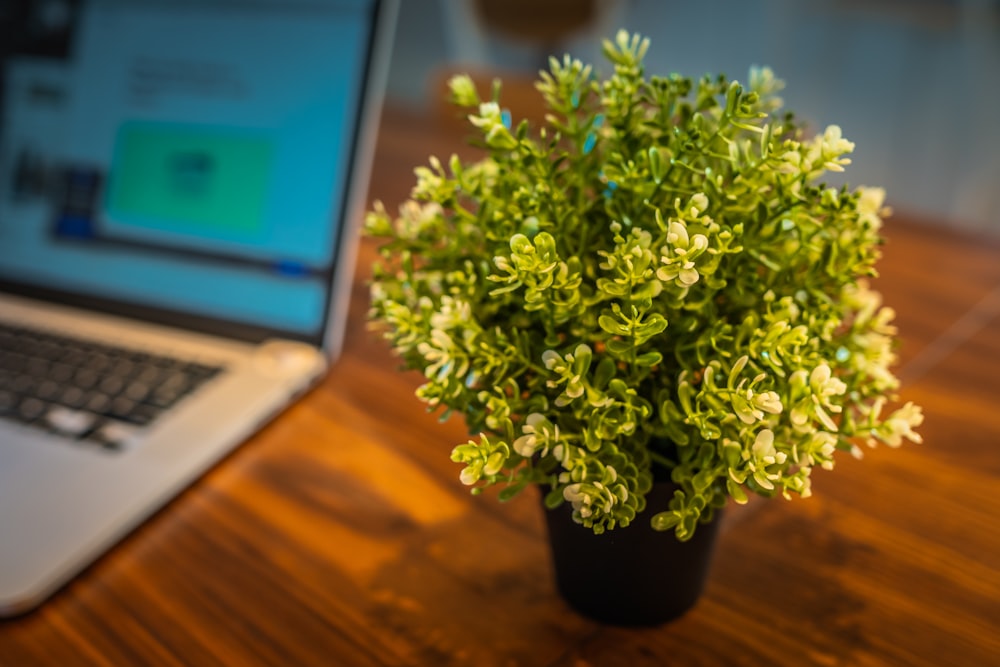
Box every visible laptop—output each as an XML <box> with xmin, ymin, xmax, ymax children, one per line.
<box><xmin>0</xmin><ymin>0</ymin><xmax>398</xmax><ymax>615</ymax></box>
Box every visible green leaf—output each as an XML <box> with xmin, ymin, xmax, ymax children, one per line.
<box><xmin>598</xmin><ymin>314</ymin><xmax>629</xmax><ymax>336</ymax></box>
<box><xmin>544</xmin><ymin>487</ymin><xmax>564</xmax><ymax>509</ymax></box>
<box><xmin>498</xmin><ymin>484</ymin><xmax>526</xmax><ymax>502</ymax></box>
<box><xmin>651</xmin><ymin>511</ymin><xmax>681</xmax><ymax>532</ymax></box>
<box><xmin>648</xmin><ymin>146</ymin><xmax>665</xmax><ymax>183</ymax></box>
<box><xmin>724</xmin><ymin>80</ymin><xmax>742</xmax><ymax>116</ymax></box>
<box><xmin>593</xmin><ymin>357</ymin><xmax>616</xmax><ymax>389</ymax></box>
<box><xmin>678</xmin><ymin>380</ymin><xmax>697</xmax><ymax>417</ymax></box>
<box><xmin>606</xmin><ymin>338</ymin><xmax>633</xmax><ymax>357</ymax></box>
<box><xmin>634</xmin><ymin>350</ymin><xmax>663</xmax><ymax>367</ymax></box>
<box><xmin>727</xmin><ymin>478</ymin><xmax>748</xmax><ymax>504</ymax></box>
<box><xmin>634</xmin><ymin>313</ymin><xmax>668</xmax><ymax>340</ymax></box>
<box><xmin>572</xmin><ymin>344</ymin><xmax>593</xmax><ymax>374</ymax></box>
<box><xmin>692</xmin><ymin>469</ymin><xmax>715</xmax><ymax>492</ymax></box>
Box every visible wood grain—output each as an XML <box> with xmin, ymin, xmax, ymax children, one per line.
<box><xmin>1</xmin><ymin>105</ymin><xmax>998</xmax><ymax>667</ymax></box>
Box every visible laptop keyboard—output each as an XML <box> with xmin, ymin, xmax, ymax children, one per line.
<box><xmin>0</xmin><ymin>323</ymin><xmax>223</xmax><ymax>451</ymax></box>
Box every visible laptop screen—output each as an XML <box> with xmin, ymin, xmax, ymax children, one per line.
<box><xmin>0</xmin><ymin>0</ymin><xmax>380</xmax><ymax>344</ymax></box>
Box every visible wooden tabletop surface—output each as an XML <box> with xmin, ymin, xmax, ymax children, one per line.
<box><xmin>1</xmin><ymin>106</ymin><xmax>999</xmax><ymax>667</ymax></box>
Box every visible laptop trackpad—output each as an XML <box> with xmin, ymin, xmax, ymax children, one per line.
<box><xmin>252</xmin><ymin>340</ymin><xmax>325</xmax><ymax>378</ymax></box>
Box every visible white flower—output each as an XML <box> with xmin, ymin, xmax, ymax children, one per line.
<box><xmin>755</xmin><ymin>391</ymin><xmax>783</xmax><ymax>415</ymax></box>
<box><xmin>689</xmin><ymin>192</ymin><xmax>709</xmax><ymax>217</ymax></box>
<box><xmin>777</xmin><ymin>145</ymin><xmax>802</xmax><ymax>174</ymax></box>
<box><xmin>822</xmin><ymin>125</ymin><xmax>854</xmax><ymax>153</ymax></box>
<box><xmin>542</xmin><ymin>346</ymin><xmax>589</xmax><ymax>405</ymax></box>
<box><xmin>563</xmin><ymin>483</ymin><xmax>593</xmax><ymax>518</ymax></box>
<box><xmin>877</xmin><ymin>401</ymin><xmax>924</xmax><ymax>447</ymax></box>
<box><xmin>733</xmin><ymin>383</ymin><xmax>783</xmax><ymax>425</ymax></box>
<box><xmin>810</xmin><ymin>363</ymin><xmax>847</xmax><ymax>400</ymax></box>
<box><xmin>818</xmin><ymin>125</ymin><xmax>855</xmax><ymax>172</ymax></box>
<box><xmin>850</xmin><ymin>331</ymin><xmax>899</xmax><ymax>392</ymax></box>
<box><xmin>811</xmin><ymin>367</ymin><xmax>844</xmax><ymax>428</ymax></box>
<box><xmin>474</xmin><ymin>101</ymin><xmax>501</xmax><ymax>123</ymax></box>
<box><xmin>411</xmin><ymin>167</ymin><xmax>446</xmax><ymax>203</ymax></box>
<box><xmin>789</xmin><ymin>364</ymin><xmax>848</xmax><ymax>432</ymax></box>
<box><xmin>448</xmin><ymin>73</ymin><xmax>479</xmax><ymax>106</ymax></box>
<box><xmin>856</xmin><ymin>186</ymin><xmax>890</xmax><ymax>231</ymax></box>
<box><xmin>870</xmin><ymin>306</ymin><xmax>898</xmax><ymax>337</ymax></box>
<box><xmin>666</xmin><ymin>220</ymin><xmax>689</xmax><ymax>246</ymax></box>
<box><xmin>467</xmin><ymin>101</ymin><xmax>517</xmax><ymax>149</ymax></box>
<box><xmin>842</xmin><ymin>280</ymin><xmax>882</xmax><ymax>323</ymax></box>
<box><xmin>796</xmin><ymin>431</ymin><xmax>837</xmax><ymax>470</ymax></box>
<box><xmin>512</xmin><ymin>436</ymin><xmax>537</xmax><ymax>458</ymax></box>
<box><xmin>857</xmin><ymin>186</ymin><xmax>886</xmax><ymax>214</ymax></box>
<box><xmin>657</xmin><ymin>221</ymin><xmax>709</xmax><ymax>287</ymax></box>
<box><xmin>416</xmin><ymin>328</ymin><xmax>467</xmax><ymax>381</ymax></box>
<box><xmin>429</xmin><ymin>296</ymin><xmax>470</xmax><ymax>331</ymax></box>
<box><xmin>752</xmin><ymin>429</ymin><xmax>785</xmax><ymax>464</ymax></box>
<box><xmin>459</xmin><ymin>466</ymin><xmax>479</xmax><ymax>486</ymax></box>
<box><xmin>802</xmin><ymin>125</ymin><xmax>854</xmax><ymax>175</ymax></box>
<box><xmin>397</xmin><ymin>200</ymin><xmax>443</xmax><ymax>240</ymax></box>
<box><xmin>542</xmin><ymin>349</ymin><xmax>562</xmax><ymax>370</ymax></box>
<box><xmin>745</xmin><ymin>429</ymin><xmax>787</xmax><ymax>490</ymax></box>
<box><xmin>512</xmin><ymin>413</ymin><xmax>560</xmax><ymax>457</ymax></box>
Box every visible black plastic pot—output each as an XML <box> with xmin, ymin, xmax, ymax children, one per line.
<box><xmin>540</xmin><ymin>480</ymin><xmax>722</xmax><ymax>627</ymax></box>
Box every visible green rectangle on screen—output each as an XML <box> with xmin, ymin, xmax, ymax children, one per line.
<box><xmin>108</xmin><ymin>123</ymin><xmax>273</xmax><ymax>234</ymax></box>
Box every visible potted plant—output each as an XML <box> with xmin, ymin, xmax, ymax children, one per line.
<box><xmin>365</xmin><ymin>30</ymin><xmax>923</xmax><ymax>625</ymax></box>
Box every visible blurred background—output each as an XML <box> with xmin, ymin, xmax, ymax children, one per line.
<box><xmin>3</xmin><ymin>0</ymin><xmax>997</xmax><ymax>234</ymax></box>
<box><xmin>387</xmin><ymin>0</ymin><xmax>1000</xmax><ymax>235</ymax></box>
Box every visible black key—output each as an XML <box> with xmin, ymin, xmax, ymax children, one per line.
<box><xmin>35</xmin><ymin>341</ymin><xmax>62</xmax><ymax>361</ymax></box>
<box><xmin>59</xmin><ymin>348</ymin><xmax>88</xmax><ymax>366</ymax></box>
<box><xmin>9</xmin><ymin>337</ymin><xmax>32</xmax><ymax>355</ymax></box>
<box><xmin>10</xmin><ymin>374</ymin><xmax>37</xmax><ymax>395</ymax></box>
<box><xmin>74</xmin><ymin>368</ymin><xmax>99</xmax><ymax>390</ymax></box>
<box><xmin>58</xmin><ymin>385</ymin><xmax>88</xmax><ymax>409</ymax></box>
<box><xmin>84</xmin><ymin>353</ymin><xmax>111</xmax><ymax>372</ymax></box>
<box><xmin>148</xmin><ymin>386</ymin><xmax>183</xmax><ymax>409</ymax></box>
<box><xmin>110</xmin><ymin>358</ymin><xmax>135</xmax><ymax>378</ymax></box>
<box><xmin>24</xmin><ymin>357</ymin><xmax>49</xmax><ymax>377</ymax></box>
<box><xmin>47</xmin><ymin>362</ymin><xmax>74</xmax><ymax>383</ymax></box>
<box><xmin>108</xmin><ymin>396</ymin><xmax>137</xmax><ymax>421</ymax></box>
<box><xmin>16</xmin><ymin>397</ymin><xmax>47</xmax><ymax>423</ymax></box>
<box><xmin>0</xmin><ymin>389</ymin><xmax>16</xmax><ymax>415</ymax></box>
<box><xmin>14</xmin><ymin>355</ymin><xmax>34</xmax><ymax>370</ymax></box>
<box><xmin>35</xmin><ymin>380</ymin><xmax>61</xmax><ymax>401</ymax></box>
<box><xmin>2</xmin><ymin>352</ymin><xmax>27</xmax><ymax>373</ymax></box>
<box><xmin>0</xmin><ymin>351</ymin><xmax>18</xmax><ymax>371</ymax></box>
<box><xmin>129</xmin><ymin>403</ymin><xmax>161</xmax><ymax>425</ymax></box>
<box><xmin>85</xmin><ymin>392</ymin><xmax>112</xmax><ymax>414</ymax></box>
<box><xmin>127</xmin><ymin>349</ymin><xmax>148</xmax><ymax>362</ymax></box>
<box><xmin>133</xmin><ymin>366</ymin><xmax>163</xmax><ymax>384</ymax></box>
<box><xmin>98</xmin><ymin>375</ymin><xmax>125</xmax><ymax>396</ymax></box>
<box><xmin>124</xmin><ymin>381</ymin><xmax>151</xmax><ymax>402</ymax></box>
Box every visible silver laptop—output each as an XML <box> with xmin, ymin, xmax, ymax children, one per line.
<box><xmin>0</xmin><ymin>0</ymin><xmax>398</xmax><ymax>615</ymax></box>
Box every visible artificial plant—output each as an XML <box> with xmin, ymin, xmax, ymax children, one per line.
<box><xmin>366</xmin><ymin>31</ymin><xmax>923</xmax><ymax>539</ymax></box>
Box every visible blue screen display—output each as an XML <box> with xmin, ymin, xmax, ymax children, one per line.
<box><xmin>0</xmin><ymin>0</ymin><xmax>376</xmax><ymax>336</ymax></box>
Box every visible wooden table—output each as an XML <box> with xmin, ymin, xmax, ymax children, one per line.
<box><xmin>2</xmin><ymin>106</ymin><xmax>998</xmax><ymax>667</ymax></box>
